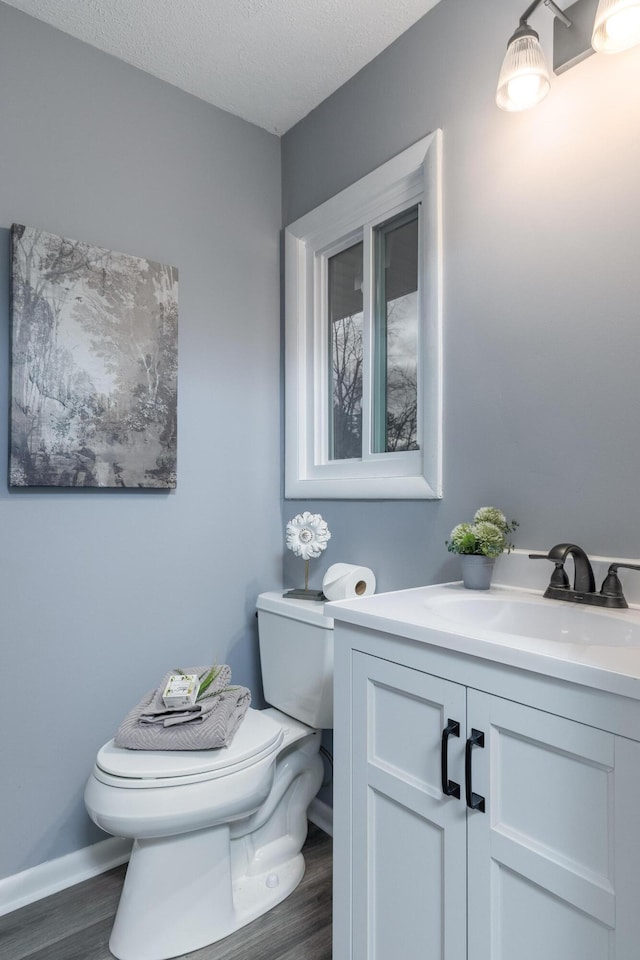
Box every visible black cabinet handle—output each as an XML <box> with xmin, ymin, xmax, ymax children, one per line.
<box><xmin>441</xmin><ymin>719</ymin><xmax>461</xmax><ymax>798</ymax></box>
<box><xmin>465</xmin><ymin>728</ymin><xmax>485</xmax><ymax>812</ymax></box>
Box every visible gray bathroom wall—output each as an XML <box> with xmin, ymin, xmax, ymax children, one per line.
<box><xmin>0</xmin><ymin>5</ymin><xmax>282</xmax><ymax>879</ymax></box>
<box><xmin>281</xmin><ymin>0</ymin><xmax>640</xmax><ymax>593</ymax></box>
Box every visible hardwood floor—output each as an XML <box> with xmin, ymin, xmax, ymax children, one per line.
<box><xmin>0</xmin><ymin>825</ymin><xmax>332</xmax><ymax>960</ymax></box>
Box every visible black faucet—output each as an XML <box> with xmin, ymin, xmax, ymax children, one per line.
<box><xmin>529</xmin><ymin>544</ymin><xmax>640</xmax><ymax>609</ymax></box>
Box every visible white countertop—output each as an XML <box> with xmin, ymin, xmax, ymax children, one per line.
<box><xmin>326</xmin><ymin>582</ymin><xmax>640</xmax><ymax>701</ymax></box>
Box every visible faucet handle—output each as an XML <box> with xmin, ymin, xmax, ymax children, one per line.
<box><xmin>528</xmin><ymin>553</ymin><xmax>570</xmax><ymax>589</ymax></box>
<box><xmin>600</xmin><ymin>563</ymin><xmax>640</xmax><ymax>606</ymax></box>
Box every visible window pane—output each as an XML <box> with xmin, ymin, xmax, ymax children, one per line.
<box><xmin>328</xmin><ymin>242</ymin><xmax>363</xmax><ymax>460</ymax></box>
<box><xmin>373</xmin><ymin>207</ymin><xmax>419</xmax><ymax>453</ymax></box>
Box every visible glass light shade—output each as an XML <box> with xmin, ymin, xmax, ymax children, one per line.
<box><xmin>496</xmin><ymin>34</ymin><xmax>551</xmax><ymax>112</ymax></box>
<box><xmin>592</xmin><ymin>0</ymin><xmax>640</xmax><ymax>52</ymax></box>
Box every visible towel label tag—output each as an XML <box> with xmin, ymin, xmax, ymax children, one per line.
<box><xmin>162</xmin><ymin>674</ymin><xmax>200</xmax><ymax>709</ymax></box>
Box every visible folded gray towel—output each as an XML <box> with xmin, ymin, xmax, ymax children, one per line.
<box><xmin>114</xmin><ymin>666</ymin><xmax>251</xmax><ymax>751</ymax></box>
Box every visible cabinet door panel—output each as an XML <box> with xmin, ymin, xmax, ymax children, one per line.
<box><xmin>352</xmin><ymin>653</ymin><xmax>466</xmax><ymax>960</ymax></box>
<box><xmin>467</xmin><ymin>690</ymin><xmax>617</xmax><ymax>960</ymax></box>
<box><xmin>493</xmin><ymin>700</ymin><xmax>613</xmax><ymax>879</ymax></box>
<box><xmin>368</xmin><ymin>791</ymin><xmax>447</xmax><ymax>960</ymax></box>
<box><xmin>495</xmin><ymin>864</ymin><xmax>612</xmax><ymax>960</ymax></box>
<box><xmin>369</xmin><ymin>676</ymin><xmax>447</xmax><ymax>796</ymax></box>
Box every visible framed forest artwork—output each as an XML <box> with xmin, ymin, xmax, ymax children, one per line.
<box><xmin>10</xmin><ymin>224</ymin><xmax>178</xmax><ymax>488</ymax></box>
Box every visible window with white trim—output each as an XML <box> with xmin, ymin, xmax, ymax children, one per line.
<box><xmin>285</xmin><ymin>132</ymin><xmax>442</xmax><ymax>499</ymax></box>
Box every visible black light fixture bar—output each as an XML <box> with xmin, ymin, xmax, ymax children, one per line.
<box><xmin>509</xmin><ymin>0</ymin><xmax>572</xmax><ymax>42</ymax></box>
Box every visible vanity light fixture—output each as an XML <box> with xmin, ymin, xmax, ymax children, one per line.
<box><xmin>497</xmin><ymin>0</ymin><xmax>640</xmax><ymax>112</ymax></box>
<box><xmin>592</xmin><ymin>0</ymin><xmax>640</xmax><ymax>52</ymax></box>
<box><xmin>496</xmin><ymin>0</ymin><xmax>570</xmax><ymax>111</ymax></box>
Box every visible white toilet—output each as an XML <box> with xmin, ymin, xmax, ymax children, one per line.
<box><xmin>84</xmin><ymin>592</ymin><xmax>333</xmax><ymax>960</ymax></box>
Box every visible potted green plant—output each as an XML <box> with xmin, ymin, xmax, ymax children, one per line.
<box><xmin>446</xmin><ymin>506</ymin><xmax>518</xmax><ymax>590</ymax></box>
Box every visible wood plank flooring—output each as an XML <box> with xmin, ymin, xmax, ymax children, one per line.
<box><xmin>0</xmin><ymin>825</ymin><xmax>332</xmax><ymax>960</ymax></box>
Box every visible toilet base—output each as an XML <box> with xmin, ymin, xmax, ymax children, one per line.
<box><xmin>109</xmin><ymin>828</ymin><xmax>305</xmax><ymax>960</ymax></box>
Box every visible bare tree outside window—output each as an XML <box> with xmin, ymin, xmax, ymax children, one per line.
<box><xmin>328</xmin><ymin>242</ymin><xmax>363</xmax><ymax>461</ymax></box>
<box><xmin>330</xmin><ymin>312</ymin><xmax>363</xmax><ymax>459</ymax></box>
<box><xmin>385</xmin><ymin>292</ymin><xmax>419</xmax><ymax>451</ymax></box>
<box><xmin>374</xmin><ymin>209</ymin><xmax>419</xmax><ymax>453</ymax></box>
<box><xmin>327</xmin><ymin>215</ymin><xmax>419</xmax><ymax>460</ymax></box>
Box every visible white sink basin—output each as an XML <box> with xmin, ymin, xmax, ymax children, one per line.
<box><xmin>424</xmin><ymin>591</ymin><xmax>640</xmax><ymax>647</ymax></box>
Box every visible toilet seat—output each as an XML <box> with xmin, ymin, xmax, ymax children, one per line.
<box><xmin>94</xmin><ymin>708</ymin><xmax>284</xmax><ymax>788</ymax></box>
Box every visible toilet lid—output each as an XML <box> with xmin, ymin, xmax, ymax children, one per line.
<box><xmin>96</xmin><ymin>708</ymin><xmax>283</xmax><ymax>782</ymax></box>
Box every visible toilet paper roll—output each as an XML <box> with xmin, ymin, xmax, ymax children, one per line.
<box><xmin>322</xmin><ymin>563</ymin><xmax>376</xmax><ymax>601</ymax></box>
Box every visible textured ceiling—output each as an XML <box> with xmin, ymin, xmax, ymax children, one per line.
<box><xmin>5</xmin><ymin>0</ymin><xmax>443</xmax><ymax>134</ymax></box>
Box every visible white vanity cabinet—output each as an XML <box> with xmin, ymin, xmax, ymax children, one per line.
<box><xmin>332</xmin><ymin>610</ymin><xmax>640</xmax><ymax>960</ymax></box>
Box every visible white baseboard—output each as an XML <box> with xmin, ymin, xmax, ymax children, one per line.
<box><xmin>0</xmin><ymin>836</ymin><xmax>132</xmax><ymax>918</ymax></box>
<box><xmin>308</xmin><ymin>797</ymin><xmax>333</xmax><ymax>837</ymax></box>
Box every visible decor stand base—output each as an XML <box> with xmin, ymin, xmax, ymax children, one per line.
<box><xmin>283</xmin><ymin>588</ymin><xmax>325</xmax><ymax>601</ymax></box>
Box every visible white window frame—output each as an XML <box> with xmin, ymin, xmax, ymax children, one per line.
<box><xmin>284</xmin><ymin>131</ymin><xmax>443</xmax><ymax>500</ymax></box>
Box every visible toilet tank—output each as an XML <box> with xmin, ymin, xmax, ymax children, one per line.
<box><xmin>256</xmin><ymin>592</ymin><xmax>333</xmax><ymax>729</ymax></box>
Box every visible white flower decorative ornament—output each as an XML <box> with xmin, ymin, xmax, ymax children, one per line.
<box><xmin>286</xmin><ymin>512</ymin><xmax>331</xmax><ymax>560</ymax></box>
<box><xmin>284</xmin><ymin>512</ymin><xmax>331</xmax><ymax>601</ymax></box>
